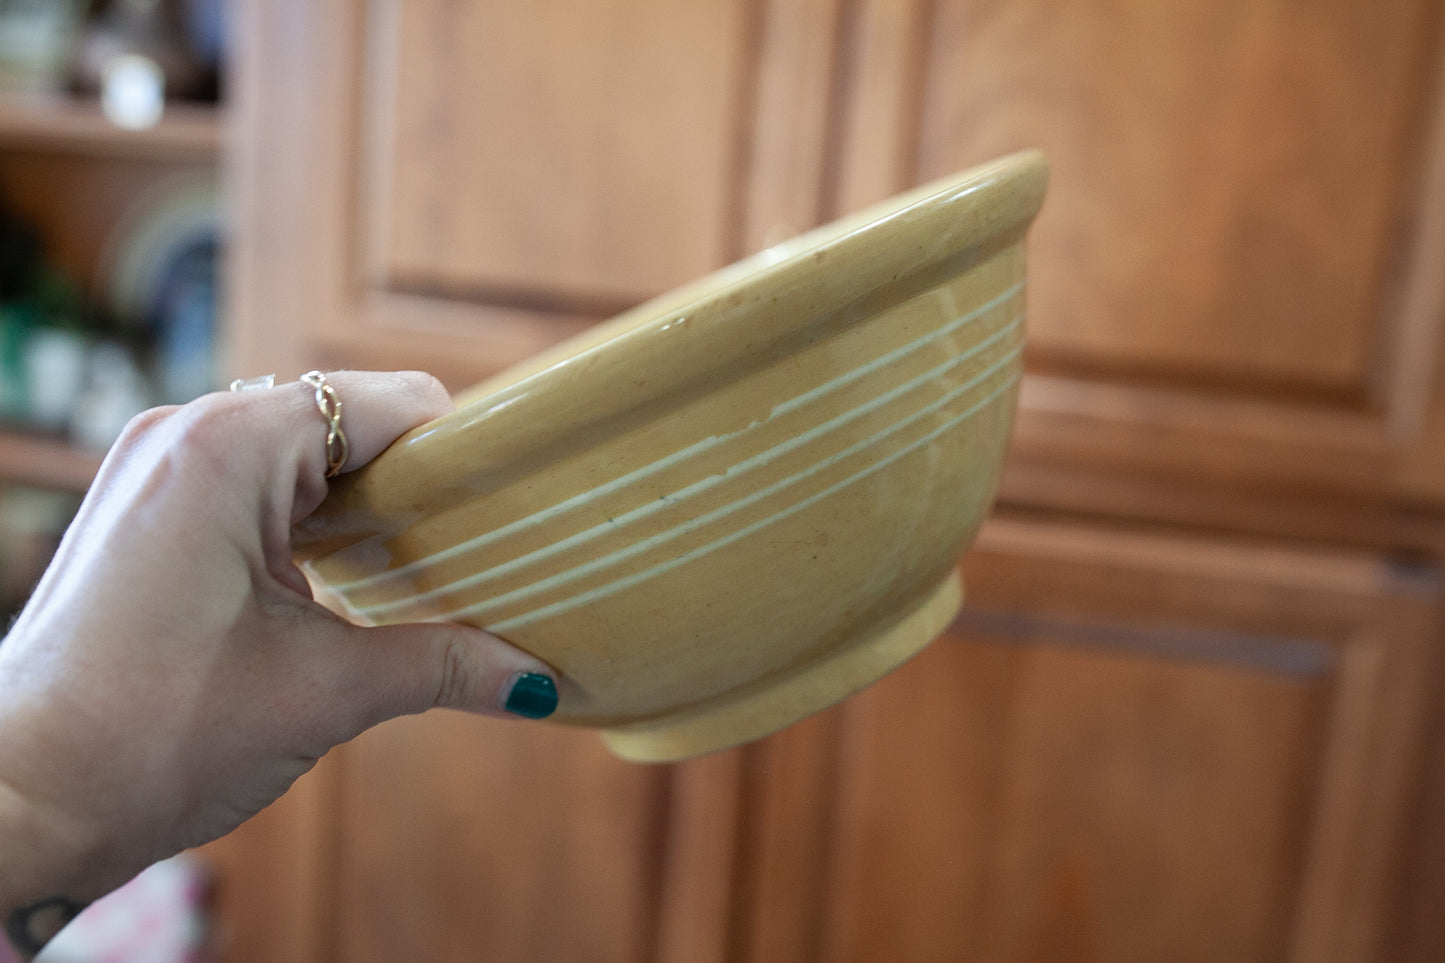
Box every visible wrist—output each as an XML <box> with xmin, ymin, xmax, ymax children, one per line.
<box><xmin>0</xmin><ymin>781</ymin><xmax>89</xmax><ymax>958</ymax></box>
<box><xmin>0</xmin><ymin>701</ymin><xmax>98</xmax><ymax>957</ymax></box>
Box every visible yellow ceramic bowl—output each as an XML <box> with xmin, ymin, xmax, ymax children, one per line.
<box><xmin>294</xmin><ymin>151</ymin><xmax>1048</xmax><ymax>762</ymax></box>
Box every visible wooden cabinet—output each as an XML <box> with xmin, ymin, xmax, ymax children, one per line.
<box><xmin>209</xmin><ymin>2</ymin><xmax>1445</xmax><ymax>961</ymax></box>
<box><xmin>732</xmin><ymin>518</ymin><xmax>1440</xmax><ymax>962</ymax></box>
<box><xmin>328</xmin><ymin>717</ymin><xmax>667</xmax><ymax>962</ymax></box>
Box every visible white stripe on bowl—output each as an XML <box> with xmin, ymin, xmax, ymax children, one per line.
<box><xmin>353</xmin><ymin>323</ymin><xmax>1023</xmax><ymax>619</ymax></box>
<box><xmin>368</xmin><ymin>343</ymin><xmax>1020</xmax><ymax>625</ymax></box>
<box><xmin>484</xmin><ymin>369</ymin><xmax>1022</xmax><ymax>633</ymax></box>
<box><xmin>326</xmin><ymin>280</ymin><xmax>1025</xmax><ymax>595</ymax></box>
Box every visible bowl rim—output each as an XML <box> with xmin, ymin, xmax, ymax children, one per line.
<box><xmin>297</xmin><ymin>150</ymin><xmax>1047</xmax><ymax>546</ymax></box>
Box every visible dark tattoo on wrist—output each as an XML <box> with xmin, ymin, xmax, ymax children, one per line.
<box><xmin>6</xmin><ymin>897</ymin><xmax>88</xmax><ymax>956</ymax></box>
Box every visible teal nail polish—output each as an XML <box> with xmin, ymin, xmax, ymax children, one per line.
<box><xmin>505</xmin><ymin>672</ymin><xmax>558</xmax><ymax>719</ymax></box>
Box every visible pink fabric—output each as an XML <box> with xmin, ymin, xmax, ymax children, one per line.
<box><xmin>30</xmin><ymin>856</ymin><xmax>210</xmax><ymax>963</ymax></box>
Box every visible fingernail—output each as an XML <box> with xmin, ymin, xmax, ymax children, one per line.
<box><xmin>504</xmin><ymin>672</ymin><xmax>558</xmax><ymax>719</ymax></box>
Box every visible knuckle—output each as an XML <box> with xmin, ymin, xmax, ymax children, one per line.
<box><xmin>94</xmin><ymin>400</ymin><xmax>237</xmax><ymax>503</ymax></box>
<box><xmin>163</xmin><ymin>395</ymin><xmax>242</xmax><ymax>467</ymax></box>
<box><xmin>434</xmin><ymin>631</ymin><xmax>481</xmax><ymax>710</ymax></box>
<box><xmin>119</xmin><ymin>393</ymin><xmax>266</xmax><ymax>490</ymax></box>
<box><xmin>396</xmin><ymin>370</ymin><xmax>451</xmax><ymax>410</ymax></box>
<box><xmin>112</xmin><ymin>404</ymin><xmax>179</xmax><ymax>450</ymax></box>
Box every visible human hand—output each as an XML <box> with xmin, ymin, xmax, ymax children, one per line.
<box><xmin>0</xmin><ymin>371</ymin><xmax>557</xmax><ymax>953</ymax></box>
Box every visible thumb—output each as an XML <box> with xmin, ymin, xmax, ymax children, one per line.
<box><xmin>304</xmin><ymin>617</ymin><xmax>560</xmax><ymax>745</ymax></box>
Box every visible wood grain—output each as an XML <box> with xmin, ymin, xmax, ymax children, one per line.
<box><xmin>821</xmin><ymin>638</ymin><xmax>1323</xmax><ymax>963</ymax></box>
<box><xmin>198</xmin><ymin>757</ymin><xmax>345</xmax><ymax>963</ymax></box>
<box><xmin>731</xmin><ymin>711</ymin><xmax>847</xmax><ymax>963</ymax></box>
<box><xmin>830</xmin><ymin>0</ymin><xmax>934</xmax><ymax>213</ymax></box>
<box><xmin>654</xmin><ymin>750</ymin><xmax>746</xmax><ymax>963</ymax></box>
<box><xmin>329</xmin><ymin>712</ymin><xmax>668</xmax><ymax>963</ymax></box>
<box><xmin>371</xmin><ymin>0</ymin><xmax>746</xmax><ymax>303</ymax></box>
<box><xmin>736</xmin><ymin>0</ymin><xmax>846</xmax><ymax>251</ymax></box>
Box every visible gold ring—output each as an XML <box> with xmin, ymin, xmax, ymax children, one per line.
<box><xmin>300</xmin><ymin>370</ymin><xmax>349</xmax><ymax>478</ymax></box>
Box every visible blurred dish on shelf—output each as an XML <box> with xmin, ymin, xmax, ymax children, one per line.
<box><xmin>98</xmin><ymin>169</ymin><xmax>220</xmax><ymax>403</ymax></box>
<box><xmin>70</xmin><ymin>0</ymin><xmax>213</xmax><ymax>105</ymax></box>
<box><xmin>0</xmin><ymin>0</ymin><xmax>86</xmax><ymax>95</ymax></box>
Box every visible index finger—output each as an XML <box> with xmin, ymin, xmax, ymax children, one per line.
<box><xmin>219</xmin><ymin>369</ymin><xmax>455</xmax><ymax>525</ymax></box>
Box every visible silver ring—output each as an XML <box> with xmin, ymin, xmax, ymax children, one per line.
<box><xmin>229</xmin><ymin>373</ymin><xmax>276</xmax><ymax>392</ymax></box>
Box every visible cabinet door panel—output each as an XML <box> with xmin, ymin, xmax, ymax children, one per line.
<box><xmin>330</xmin><ymin>713</ymin><xmax>669</xmax><ymax>963</ymax></box>
<box><xmin>915</xmin><ymin>0</ymin><xmax>1435</xmax><ymax>391</ymax></box>
<box><xmin>821</xmin><ymin>629</ymin><xmax>1323</xmax><ymax>963</ymax></box>
<box><xmin>234</xmin><ymin>0</ymin><xmax>751</xmax><ymax>385</ymax></box>
<box><xmin>376</xmin><ymin>0</ymin><xmax>743</xmax><ymax>303</ymax></box>
<box><xmin>231</xmin><ymin>0</ymin><xmax>843</xmax><ymax>388</ymax></box>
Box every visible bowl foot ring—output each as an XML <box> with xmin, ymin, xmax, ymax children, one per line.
<box><xmin>600</xmin><ymin>571</ymin><xmax>963</xmax><ymax>763</ymax></box>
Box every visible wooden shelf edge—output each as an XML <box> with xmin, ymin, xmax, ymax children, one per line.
<box><xmin>0</xmin><ymin>430</ymin><xmax>102</xmax><ymax>492</ymax></box>
<box><xmin>0</xmin><ymin>95</ymin><xmax>223</xmax><ymax>162</ymax></box>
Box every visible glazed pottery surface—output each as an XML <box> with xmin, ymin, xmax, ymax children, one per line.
<box><xmin>294</xmin><ymin>151</ymin><xmax>1048</xmax><ymax>762</ymax></box>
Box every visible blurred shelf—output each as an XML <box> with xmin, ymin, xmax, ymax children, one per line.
<box><xmin>0</xmin><ymin>95</ymin><xmax>222</xmax><ymax>162</ymax></box>
<box><xmin>0</xmin><ymin>429</ymin><xmax>101</xmax><ymax>492</ymax></box>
